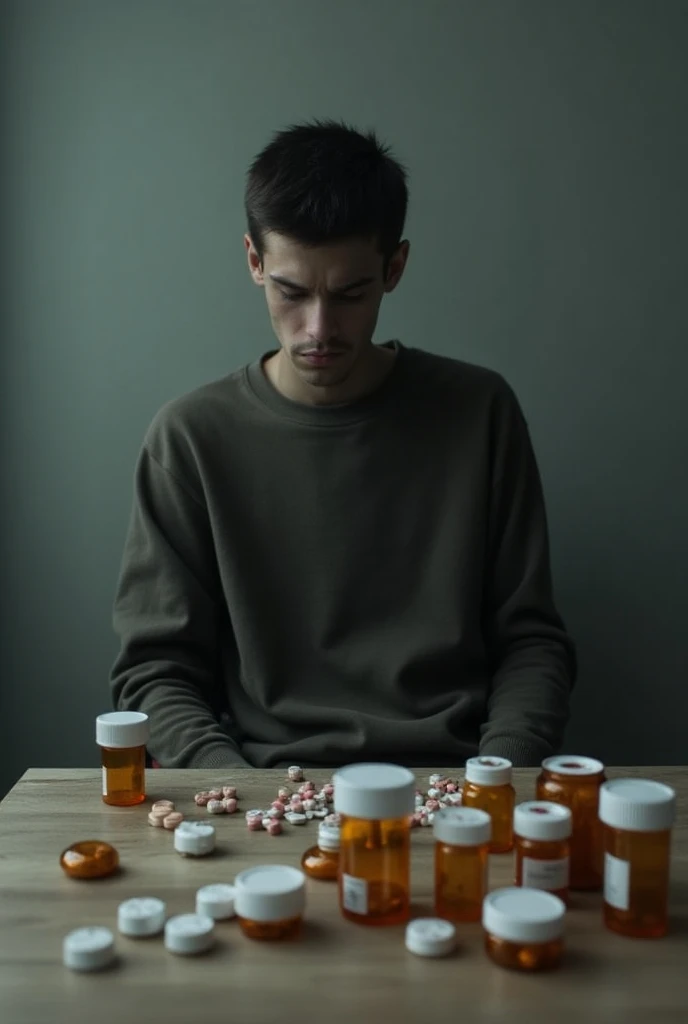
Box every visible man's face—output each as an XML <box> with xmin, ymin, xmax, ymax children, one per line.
<box><xmin>245</xmin><ymin>231</ymin><xmax>408</xmax><ymax>398</ymax></box>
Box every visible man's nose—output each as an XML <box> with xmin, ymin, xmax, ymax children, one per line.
<box><xmin>305</xmin><ymin>299</ymin><xmax>337</xmax><ymax>342</ymax></box>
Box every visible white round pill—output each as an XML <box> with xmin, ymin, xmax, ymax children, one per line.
<box><xmin>63</xmin><ymin>926</ymin><xmax>116</xmax><ymax>972</ymax></box>
<box><xmin>174</xmin><ymin>821</ymin><xmax>216</xmax><ymax>857</ymax></box>
<box><xmin>405</xmin><ymin>918</ymin><xmax>457</xmax><ymax>958</ymax></box>
<box><xmin>117</xmin><ymin>897</ymin><xmax>166</xmax><ymax>937</ymax></box>
<box><xmin>284</xmin><ymin>811</ymin><xmax>307</xmax><ymax>825</ymax></box>
<box><xmin>164</xmin><ymin>914</ymin><xmax>215</xmax><ymax>955</ymax></box>
<box><xmin>195</xmin><ymin>884</ymin><xmax>236</xmax><ymax>920</ymax></box>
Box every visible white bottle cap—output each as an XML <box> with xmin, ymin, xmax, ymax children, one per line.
<box><xmin>164</xmin><ymin>914</ymin><xmax>215</xmax><ymax>955</ymax></box>
<box><xmin>333</xmin><ymin>763</ymin><xmax>416</xmax><ymax>820</ymax></box>
<box><xmin>234</xmin><ymin>865</ymin><xmax>306</xmax><ymax>923</ymax></box>
<box><xmin>195</xmin><ymin>884</ymin><xmax>236</xmax><ymax>920</ymax></box>
<box><xmin>117</xmin><ymin>897</ymin><xmax>166</xmax><ymax>937</ymax></box>
<box><xmin>63</xmin><ymin>926</ymin><xmax>116</xmax><ymax>971</ymax></box>
<box><xmin>405</xmin><ymin>918</ymin><xmax>457</xmax><ymax>958</ymax></box>
<box><xmin>542</xmin><ymin>755</ymin><xmax>605</xmax><ymax>776</ymax></box>
<box><xmin>465</xmin><ymin>756</ymin><xmax>512</xmax><ymax>786</ymax></box>
<box><xmin>317</xmin><ymin>822</ymin><xmax>340</xmax><ymax>851</ymax></box>
<box><xmin>483</xmin><ymin>888</ymin><xmax>565</xmax><ymax>943</ymax></box>
<box><xmin>433</xmin><ymin>807</ymin><xmax>491</xmax><ymax>846</ymax></box>
<box><xmin>96</xmin><ymin>711</ymin><xmax>149</xmax><ymax>749</ymax></box>
<box><xmin>514</xmin><ymin>801</ymin><xmax>572</xmax><ymax>841</ymax></box>
<box><xmin>174</xmin><ymin>821</ymin><xmax>216</xmax><ymax>856</ymax></box>
<box><xmin>599</xmin><ymin>779</ymin><xmax>676</xmax><ymax>832</ymax></box>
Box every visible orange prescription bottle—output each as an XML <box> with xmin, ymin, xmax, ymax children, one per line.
<box><xmin>333</xmin><ymin>762</ymin><xmax>416</xmax><ymax>926</ymax></box>
<box><xmin>514</xmin><ymin>801</ymin><xmax>572</xmax><ymax>903</ymax></box>
<box><xmin>599</xmin><ymin>778</ymin><xmax>676</xmax><ymax>938</ymax></box>
<box><xmin>483</xmin><ymin>887</ymin><xmax>566</xmax><ymax>971</ymax></box>
<box><xmin>433</xmin><ymin>807</ymin><xmax>491</xmax><ymax>922</ymax></box>
<box><xmin>536</xmin><ymin>755</ymin><xmax>606</xmax><ymax>890</ymax></box>
<box><xmin>461</xmin><ymin>757</ymin><xmax>515</xmax><ymax>853</ymax></box>
<box><xmin>233</xmin><ymin>865</ymin><xmax>306</xmax><ymax>941</ymax></box>
<box><xmin>96</xmin><ymin>712</ymin><xmax>149</xmax><ymax>806</ymax></box>
<box><xmin>301</xmin><ymin>821</ymin><xmax>340</xmax><ymax>881</ymax></box>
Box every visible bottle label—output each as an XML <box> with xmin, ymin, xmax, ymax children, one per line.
<box><xmin>342</xmin><ymin>873</ymin><xmax>368</xmax><ymax>915</ymax></box>
<box><xmin>522</xmin><ymin>856</ymin><xmax>569</xmax><ymax>891</ymax></box>
<box><xmin>604</xmin><ymin>852</ymin><xmax>630</xmax><ymax>910</ymax></box>
<box><xmin>102</xmin><ymin>767</ymin><xmax>108</xmax><ymax>796</ymax></box>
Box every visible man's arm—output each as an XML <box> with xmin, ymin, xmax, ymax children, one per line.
<box><xmin>479</xmin><ymin>384</ymin><xmax>576</xmax><ymax>766</ymax></box>
<box><xmin>110</xmin><ymin>442</ymin><xmax>249</xmax><ymax>769</ymax></box>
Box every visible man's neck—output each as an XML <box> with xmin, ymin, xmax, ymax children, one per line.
<box><xmin>263</xmin><ymin>343</ymin><xmax>397</xmax><ymax>406</ymax></box>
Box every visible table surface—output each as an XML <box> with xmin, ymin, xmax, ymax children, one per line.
<box><xmin>0</xmin><ymin>766</ymin><xmax>686</xmax><ymax>1024</ymax></box>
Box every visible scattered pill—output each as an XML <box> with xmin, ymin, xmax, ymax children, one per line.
<box><xmin>118</xmin><ymin>897</ymin><xmax>166</xmax><ymax>937</ymax></box>
<box><xmin>207</xmin><ymin>799</ymin><xmax>225</xmax><ymax>815</ymax></box>
<box><xmin>266</xmin><ymin>819</ymin><xmax>283</xmax><ymax>836</ymax></box>
<box><xmin>196</xmin><ymin>884</ymin><xmax>236</xmax><ymax>920</ymax></box>
<box><xmin>60</xmin><ymin>841</ymin><xmax>119</xmax><ymax>880</ymax></box>
<box><xmin>287</xmin><ymin>766</ymin><xmax>304</xmax><ymax>782</ymax></box>
<box><xmin>285</xmin><ymin>811</ymin><xmax>307</xmax><ymax>826</ymax></box>
<box><xmin>429</xmin><ymin>774</ymin><xmax>442</xmax><ymax>786</ymax></box>
<box><xmin>151</xmin><ymin>800</ymin><xmax>175</xmax><ymax>814</ymax></box>
<box><xmin>405</xmin><ymin>918</ymin><xmax>457</xmax><ymax>958</ymax></box>
<box><xmin>163</xmin><ymin>812</ymin><xmax>184</xmax><ymax>830</ymax></box>
<box><xmin>208</xmin><ymin>788</ymin><xmax>223</xmax><ymax>800</ymax></box>
<box><xmin>63</xmin><ymin>926</ymin><xmax>116</xmax><ymax>972</ymax></box>
<box><xmin>222</xmin><ymin>797</ymin><xmax>238</xmax><ymax>814</ymax></box>
<box><xmin>164</xmin><ymin>914</ymin><xmax>215</xmax><ymax>956</ymax></box>
<box><xmin>148</xmin><ymin>812</ymin><xmax>166</xmax><ymax>828</ymax></box>
<box><xmin>174</xmin><ymin>822</ymin><xmax>216</xmax><ymax>857</ymax></box>
<box><xmin>277</xmin><ymin>787</ymin><xmax>291</xmax><ymax>802</ymax></box>
<box><xmin>222</xmin><ymin>786</ymin><xmax>237</xmax><ymax>800</ymax></box>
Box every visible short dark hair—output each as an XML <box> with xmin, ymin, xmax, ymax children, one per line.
<box><xmin>245</xmin><ymin>119</ymin><xmax>408</xmax><ymax>267</ymax></box>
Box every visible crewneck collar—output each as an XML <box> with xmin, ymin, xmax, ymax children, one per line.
<box><xmin>244</xmin><ymin>340</ymin><xmax>407</xmax><ymax>427</ymax></box>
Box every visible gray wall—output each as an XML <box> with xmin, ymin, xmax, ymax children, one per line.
<box><xmin>2</xmin><ymin>0</ymin><xmax>686</xmax><ymax>796</ymax></box>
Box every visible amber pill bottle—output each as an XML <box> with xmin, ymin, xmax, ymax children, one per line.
<box><xmin>483</xmin><ymin>887</ymin><xmax>566</xmax><ymax>971</ymax></box>
<box><xmin>599</xmin><ymin>778</ymin><xmax>676</xmax><ymax>939</ymax></box>
<box><xmin>536</xmin><ymin>755</ymin><xmax>606</xmax><ymax>890</ymax></box>
<box><xmin>234</xmin><ymin>865</ymin><xmax>306</xmax><ymax>941</ymax></box>
<box><xmin>462</xmin><ymin>757</ymin><xmax>515</xmax><ymax>854</ymax></box>
<box><xmin>514</xmin><ymin>801</ymin><xmax>572</xmax><ymax>904</ymax></box>
<box><xmin>433</xmin><ymin>807</ymin><xmax>491</xmax><ymax>922</ymax></box>
<box><xmin>96</xmin><ymin>711</ymin><xmax>149</xmax><ymax>806</ymax></box>
<box><xmin>301</xmin><ymin>822</ymin><xmax>340</xmax><ymax>881</ymax></box>
<box><xmin>333</xmin><ymin>762</ymin><xmax>415</xmax><ymax>927</ymax></box>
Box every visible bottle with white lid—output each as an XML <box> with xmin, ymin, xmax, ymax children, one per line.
<box><xmin>174</xmin><ymin>821</ymin><xmax>216</xmax><ymax>857</ymax></box>
<box><xmin>96</xmin><ymin>711</ymin><xmax>149</xmax><ymax>806</ymax></box>
<box><xmin>63</xmin><ymin>926</ymin><xmax>116</xmax><ymax>972</ymax></box>
<box><xmin>164</xmin><ymin>914</ymin><xmax>215</xmax><ymax>955</ymax></box>
<box><xmin>333</xmin><ymin>762</ymin><xmax>416</xmax><ymax>926</ymax></box>
<box><xmin>483</xmin><ymin>887</ymin><xmax>566</xmax><ymax>971</ymax></box>
<box><xmin>599</xmin><ymin>778</ymin><xmax>676</xmax><ymax>938</ymax></box>
<box><xmin>234</xmin><ymin>864</ymin><xmax>306</xmax><ymax>940</ymax></box>
<box><xmin>514</xmin><ymin>801</ymin><xmax>572</xmax><ymax>903</ymax></box>
<box><xmin>301</xmin><ymin>820</ymin><xmax>340</xmax><ymax>881</ymax></box>
<box><xmin>433</xmin><ymin>807</ymin><xmax>491</xmax><ymax>922</ymax></box>
<box><xmin>536</xmin><ymin>755</ymin><xmax>606</xmax><ymax>890</ymax></box>
<box><xmin>117</xmin><ymin>897</ymin><xmax>166</xmax><ymax>937</ymax></box>
<box><xmin>461</xmin><ymin>757</ymin><xmax>515</xmax><ymax>853</ymax></box>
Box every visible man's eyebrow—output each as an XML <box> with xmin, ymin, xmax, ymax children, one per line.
<box><xmin>269</xmin><ymin>274</ymin><xmax>375</xmax><ymax>293</ymax></box>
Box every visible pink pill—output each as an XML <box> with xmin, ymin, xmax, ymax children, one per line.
<box><xmin>208</xmin><ymin>789</ymin><xmax>222</xmax><ymax>800</ymax></box>
<box><xmin>147</xmin><ymin>812</ymin><xmax>166</xmax><ymax>828</ymax></box>
<box><xmin>446</xmin><ymin>782</ymin><xmax>457</xmax><ymax>793</ymax></box>
<box><xmin>222</xmin><ymin>785</ymin><xmax>237</xmax><ymax>800</ymax></box>
<box><xmin>290</xmin><ymin>801</ymin><xmax>304</xmax><ymax>814</ymax></box>
<box><xmin>277</xmin><ymin>787</ymin><xmax>291</xmax><ymax>802</ymax></box>
<box><xmin>303</xmin><ymin>798</ymin><xmax>316</xmax><ymax>811</ymax></box>
<box><xmin>222</xmin><ymin>797</ymin><xmax>238</xmax><ymax>814</ymax></box>
<box><xmin>266</xmin><ymin>819</ymin><xmax>282</xmax><ymax>836</ymax></box>
<box><xmin>322</xmin><ymin>784</ymin><xmax>334</xmax><ymax>797</ymax></box>
<box><xmin>247</xmin><ymin>818</ymin><xmax>264</xmax><ymax>832</ymax></box>
<box><xmin>425</xmin><ymin>798</ymin><xmax>440</xmax><ymax>812</ymax></box>
<box><xmin>163</xmin><ymin>811</ymin><xmax>184</xmax><ymax>830</ymax></box>
<box><xmin>151</xmin><ymin>800</ymin><xmax>175</xmax><ymax>813</ymax></box>
<box><xmin>194</xmin><ymin>792</ymin><xmax>210</xmax><ymax>806</ymax></box>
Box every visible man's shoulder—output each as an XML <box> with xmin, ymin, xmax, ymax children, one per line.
<box><xmin>404</xmin><ymin>346</ymin><xmax>515</xmax><ymax>404</ymax></box>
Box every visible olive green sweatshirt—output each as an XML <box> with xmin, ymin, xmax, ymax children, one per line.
<box><xmin>111</xmin><ymin>341</ymin><xmax>575</xmax><ymax>770</ymax></box>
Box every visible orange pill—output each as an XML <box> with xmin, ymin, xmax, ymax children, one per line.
<box><xmin>60</xmin><ymin>841</ymin><xmax>119</xmax><ymax>879</ymax></box>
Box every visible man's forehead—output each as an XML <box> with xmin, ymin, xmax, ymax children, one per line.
<box><xmin>262</xmin><ymin>232</ymin><xmax>382</xmax><ymax>273</ymax></box>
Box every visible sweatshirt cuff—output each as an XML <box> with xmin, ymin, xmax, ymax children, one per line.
<box><xmin>479</xmin><ymin>736</ymin><xmax>550</xmax><ymax>768</ymax></box>
<box><xmin>186</xmin><ymin>743</ymin><xmax>252</xmax><ymax>770</ymax></box>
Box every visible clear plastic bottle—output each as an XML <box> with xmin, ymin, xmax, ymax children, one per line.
<box><xmin>96</xmin><ymin>711</ymin><xmax>149</xmax><ymax>806</ymax></box>
<box><xmin>233</xmin><ymin>865</ymin><xmax>306</xmax><ymax>941</ymax></box>
<box><xmin>333</xmin><ymin>762</ymin><xmax>415</xmax><ymax>926</ymax></box>
<box><xmin>461</xmin><ymin>757</ymin><xmax>515</xmax><ymax>853</ymax></box>
<box><xmin>483</xmin><ymin>888</ymin><xmax>565</xmax><ymax>971</ymax></box>
<box><xmin>301</xmin><ymin>821</ymin><xmax>340</xmax><ymax>881</ymax></box>
<box><xmin>514</xmin><ymin>801</ymin><xmax>572</xmax><ymax>904</ymax></box>
<box><xmin>433</xmin><ymin>807</ymin><xmax>491</xmax><ymax>922</ymax></box>
<box><xmin>599</xmin><ymin>778</ymin><xmax>676</xmax><ymax>938</ymax></box>
<box><xmin>536</xmin><ymin>755</ymin><xmax>606</xmax><ymax>890</ymax></box>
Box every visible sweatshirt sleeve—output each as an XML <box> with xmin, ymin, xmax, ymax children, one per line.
<box><xmin>110</xmin><ymin>441</ymin><xmax>250</xmax><ymax>769</ymax></box>
<box><xmin>479</xmin><ymin>384</ymin><xmax>576</xmax><ymax>766</ymax></box>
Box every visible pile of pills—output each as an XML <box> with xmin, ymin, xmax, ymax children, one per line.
<box><xmin>240</xmin><ymin>767</ymin><xmax>337</xmax><ymax>836</ymax></box>
<box><xmin>194</xmin><ymin>785</ymin><xmax>239</xmax><ymax>815</ymax></box>
<box><xmin>411</xmin><ymin>773</ymin><xmax>463</xmax><ymax>828</ymax></box>
<box><xmin>147</xmin><ymin>800</ymin><xmax>184</xmax><ymax>830</ymax></box>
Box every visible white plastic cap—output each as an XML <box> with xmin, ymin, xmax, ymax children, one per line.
<box><xmin>333</xmin><ymin>763</ymin><xmax>416</xmax><ymax>820</ymax></box>
<box><xmin>195</xmin><ymin>884</ymin><xmax>236</xmax><ymax>920</ymax></box>
<box><xmin>96</xmin><ymin>711</ymin><xmax>149</xmax><ymax>749</ymax></box>
<box><xmin>117</xmin><ymin>897</ymin><xmax>166</xmax><ymax>937</ymax></box>
<box><xmin>433</xmin><ymin>807</ymin><xmax>491</xmax><ymax>846</ymax></box>
<box><xmin>483</xmin><ymin>888</ymin><xmax>565</xmax><ymax>943</ymax></box>
<box><xmin>542</xmin><ymin>755</ymin><xmax>605</xmax><ymax>777</ymax></box>
<box><xmin>63</xmin><ymin>927</ymin><xmax>116</xmax><ymax>971</ymax></box>
<box><xmin>317</xmin><ymin>822</ymin><xmax>340</xmax><ymax>851</ymax></box>
<box><xmin>465</xmin><ymin>756</ymin><xmax>512</xmax><ymax>786</ymax></box>
<box><xmin>405</xmin><ymin>918</ymin><xmax>457</xmax><ymax>958</ymax></box>
<box><xmin>164</xmin><ymin>914</ymin><xmax>215</xmax><ymax>955</ymax></box>
<box><xmin>234</xmin><ymin>865</ymin><xmax>306</xmax><ymax>923</ymax></box>
<box><xmin>599</xmin><ymin>779</ymin><xmax>676</xmax><ymax>832</ymax></box>
<box><xmin>514</xmin><ymin>801</ymin><xmax>572</xmax><ymax>841</ymax></box>
<box><xmin>174</xmin><ymin>821</ymin><xmax>216</xmax><ymax>856</ymax></box>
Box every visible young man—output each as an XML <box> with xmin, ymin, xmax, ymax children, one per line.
<box><xmin>110</xmin><ymin>120</ymin><xmax>575</xmax><ymax>770</ymax></box>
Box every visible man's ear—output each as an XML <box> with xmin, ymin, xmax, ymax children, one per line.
<box><xmin>384</xmin><ymin>239</ymin><xmax>410</xmax><ymax>294</ymax></box>
<box><xmin>245</xmin><ymin>234</ymin><xmax>265</xmax><ymax>286</ymax></box>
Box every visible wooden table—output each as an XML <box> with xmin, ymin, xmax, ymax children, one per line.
<box><xmin>0</xmin><ymin>766</ymin><xmax>686</xmax><ymax>1024</ymax></box>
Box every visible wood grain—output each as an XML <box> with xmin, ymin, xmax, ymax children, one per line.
<box><xmin>0</xmin><ymin>766</ymin><xmax>686</xmax><ymax>1024</ymax></box>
